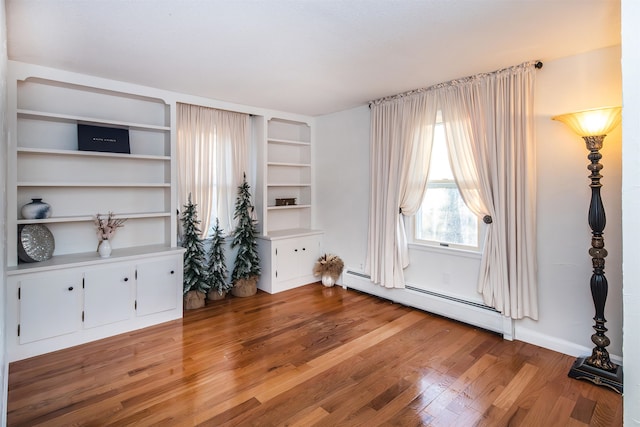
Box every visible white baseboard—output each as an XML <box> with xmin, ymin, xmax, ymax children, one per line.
<box><xmin>343</xmin><ymin>269</ymin><xmax>513</xmax><ymax>339</ymax></box>
<box><xmin>514</xmin><ymin>327</ymin><xmax>623</xmax><ymax>365</ymax></box>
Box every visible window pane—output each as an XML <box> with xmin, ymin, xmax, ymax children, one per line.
<box><xmin>428</xmin><ymin>124</ymin><xmax>453</xmax><ymax>180</ymax></box>
<box><xmin>416</xmin><ymin>185</ymin><xmax>478</xmax><ymax>247</ymax></box>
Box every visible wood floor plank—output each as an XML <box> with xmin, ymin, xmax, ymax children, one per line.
<box><xmin>545</xmin><ymin>396</ymin><xmax>583</xmax><ymax>426</ymax></box>
<box><xmin>285</xmin><ymin>406</ymin><xmax>331</xmax><ymax>427</ymax></box>
<box><xmin>492</xmin><ymin>362</ymin><xmax>539</xmax><ymax>409</ymax></box>
<box><xmin>422</xmin><ymin>353</ymin><xmax>498</xmax><ymax>420</ymax></box>
<box><xmin>517</xmin><ymin>380</ymin><xmax>564</xmax><ymax>425</ymax></box>
<box><xmin>571</xmin><ymin>394</ymin><xmax>598</xmax><ymax>424</ymax></box>
<box><xmin>6</xmin><ymin>284</ymin><xmax>622</xmax><ymax>426</ymax></box>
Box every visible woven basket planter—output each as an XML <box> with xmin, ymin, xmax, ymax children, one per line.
<box><xmin>183</xmin><ymin>290</ymin><xmax>206</xmax><ymax>310</ymax></box>
<box><xmin>231</xmin><ymin>276</ymin><xmax>258</xmax><ymax>297</ymax></box>
<box><xmin>207</xmin><ymin>290</ymin><xmax>227</xmax><ymax>301</ymax></box>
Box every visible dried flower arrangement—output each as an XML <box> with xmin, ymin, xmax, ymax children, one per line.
<box><xmin>94</xmin><ymin>212</ymin><xmax>126</xmax><ymax>241</ymax></box>
<box><xmin>313</xmin><ymin>253</ymin><xmax>344</xmax><ymax>287</ymax></box>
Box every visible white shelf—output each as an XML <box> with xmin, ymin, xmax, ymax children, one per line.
<box><xmin>259</xmin><ymin>228</ymin><xmax>323</xmax><ymax>240</ymax></box>
<box><xmin>17</xmin><ymin>211</ymin><xmax>170</xmax><ymax>225</ymax></box>
<box><xmin>17</xmin><ymin>182</ymin><xmax>170</xmax><ymax>188</ymax></box>
<box><xmin>267</xmin><ymin>204</ymin><xmax>311</xmax><ymax>210</ymax></box>
<box><xmin>267</xmin><ymin>162</ymin><xmax>311</xmax><ymax>167</ymax></box>
<box><xmin>6</xmin><ymin>244</ymin><xmax>183</xmax><ymax>275</ymax></box>
<box><xmin>17</xmin><ymin>109</ymin><xmax>170</xmax><ymax>132</ymax></box>
<box><xmin>17</xmin><ymin>147</ymin><xmax>170</xmax><ymax>161</ymax></box>
<box><xmin>267</xmin><ymin>183</ymin><xmax>311</xmax><ymax>187</ymax></box>
<box><xmin>268</xmin><ymin>138</ymin><xmax>310</xmax><ymax>146</ymax></box>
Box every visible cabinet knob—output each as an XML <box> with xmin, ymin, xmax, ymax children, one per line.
<box><xmin>124</xmin><ymin>277</ymin><xmax>129</xmax><ymax>282</ymax></box>
<box><xmin>170</xmin><ymin>270</ymin><xmax>175</xmax><ymax>275</ymax></box>
<box><xmin>302</xmin><ymin>248</ymin><xmax>306</xmax><ymax>251</ymax></box>
<box><xmin>294</xmin><ymin>249</ymin><xmax>298</xmax><ymax>252</ymax></box>
<box><xmin>68</xmin><ymin>286</ymin><xmax>74</xmax><ymax>291</ymax></box>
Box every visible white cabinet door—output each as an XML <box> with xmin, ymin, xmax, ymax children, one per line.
<box><xmin>136</xmin><ymin>256</ymin><xmax>181</xmax><ymax>316</ymax></box>
<box><xmin>19</xmin><ymin>270</ymin><xmax>82</xmax><ymax>344</ymax></box>
<box><xmin>274</xmin><ymin>238</ymin><xmax>301</xmax><ymax>282</ymax></box>
<box><xmin>297</xmin><ymin>235</ymin><xmax>321</xmax><ymax>278</ymax></box>
<box><xmin>84</xmin><ymin>265</ymin><xmax>134</xmax><ymax>329</ymax></box>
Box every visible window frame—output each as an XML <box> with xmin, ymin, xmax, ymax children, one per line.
<box><xmin>411</xmin><ymin>121</ymin><xmax>483</xmax><ymax>253</ymax></box>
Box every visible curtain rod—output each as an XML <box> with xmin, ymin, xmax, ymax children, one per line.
<box><xmin>369</xmin><ymin>60</ymin><xmax>543</xmax><ymax>108</ymax></box>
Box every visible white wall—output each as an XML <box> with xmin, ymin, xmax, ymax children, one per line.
<box><xmin>316</xmin><ymin>45</ymin><xmax>623</xmax><ymax>362</ymax></box>
<box><xmin>315</xmin><ymin>105</ymin><xmax>370</xmax><ymax>268</ymax></box>
<box><xmin>518</xmin><ymin>45</ymin><xmax>623</xmax><ymax>359</ymax></box>
<box><xmin>1</xmin><ymin>0</ymin><xmax>8</xmax><ymax>422</ymax></box>
<box><xmin>622</xmin><ymin>0</ymin><xmax>640</xmax><ymax>423</ymax></box>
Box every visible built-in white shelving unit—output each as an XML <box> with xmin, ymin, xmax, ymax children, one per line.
<box><xmin>256</xmin><ymin>117</ymin><xmax>323</xmax><ymax>293</ymax></box>
<box><xmin>5</xmin><ymin>61</ymin><xmax>183</xmax><ymax>361</ymax></box>
<box><xmin>264</xmin><ymin>118</ymin><xmax>314</xmax><ymax>234</ymax></box>
<box><xmin>7</xmin><ymin>63</ymin><xmax>176</xmax><ymax>263</ymax></box>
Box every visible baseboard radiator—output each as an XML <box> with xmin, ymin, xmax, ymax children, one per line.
<box><xmin>342</xmin><ymin>269</ymin><xmax>513</xmax><ymax>340</ymax></box>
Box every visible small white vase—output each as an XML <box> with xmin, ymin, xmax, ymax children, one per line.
<box><xmin>98</xmin><ymin>239</ymin><xmax>112</xmax><ymax>258</ymax></box>
<box><xmin>322</xmin><ymin>274</ymin><xmax>335</xmax><ymax>287</ymax></box>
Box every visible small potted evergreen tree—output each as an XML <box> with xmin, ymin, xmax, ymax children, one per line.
<box><xmin>181</xmin><ymin>194</ymin><xmax>210</xmax><ymax>309</ymax></box>
<box><xmin>207</xmin><ymin>218</ymin><xmax>231</xmax><ymax>300</ymax></box>
<box><xmin>231</xmin><ymin>174</ymin><xmax>261</xmax><ymax>297</ymax></box>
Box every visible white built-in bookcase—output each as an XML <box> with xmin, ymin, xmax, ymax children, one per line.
<box><xmin>6</xmin><ymin>62</ymin><xmax>177</xmax><ymax>268</ymax></box>
<box><xmin>4</xmin><ymin>62</ymin><xmax>183</xmax><ymax>361</ymax></box>
<box><xmin>264</xmin><ymin>117</ymin><xmax>313</xmax><ymax>234</ymax></box>
<box><xmin>256</xmin><ymin>116</ymin><xmax>323</xmax><ymax>294</ymax></box>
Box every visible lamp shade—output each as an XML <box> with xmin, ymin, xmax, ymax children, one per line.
<box><xmin>552</xmin><ymin>106</ymin><xmax>622</xmax><ymax>137</ymax></box>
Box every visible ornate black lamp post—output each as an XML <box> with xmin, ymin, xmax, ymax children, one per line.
<box><xmin>553</xmin><ymin>106</ymin><xmax>623</xmax><ymax>394</ymax></box>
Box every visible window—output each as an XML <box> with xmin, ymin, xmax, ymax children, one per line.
<box><xmin>414</xmin><ymin>123</ymin><xmax>480</xmax><ymax>250</ymax></box>
<box><xmin>177</xmin><ymin>103</ymin><xmax>250</xmax><ymax>239</ymax></box>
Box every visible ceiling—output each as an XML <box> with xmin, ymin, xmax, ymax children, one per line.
<box><xmin>5</xmin><ymin>0</ymin><xmax>621</xmax><ymax>117</ymax></box>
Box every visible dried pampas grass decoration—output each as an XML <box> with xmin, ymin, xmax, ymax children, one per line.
<box><xmin>313</xmin><ymin>253</ymin><xmax>344</xmax><ymax>287</ymax></box>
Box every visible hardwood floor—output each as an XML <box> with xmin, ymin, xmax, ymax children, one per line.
<box><xmin>7</xmin><ymin>284</ymin><xmax>622</xmax><ymax>426</ymax></box>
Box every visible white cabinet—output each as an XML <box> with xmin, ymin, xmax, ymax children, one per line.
<box><xmin>18</xmin><ymin>270</ymin><xmax>82</xmax><ymax>344</ymax></box>
<box><xmin>257</xmin><ymin>231</ymin><xmax>322</xmax><ymax>294</ymax></box>
<box><xmin>136</xmin><ymin>256</ymin><xmax>181</xmax><ymax>316</ymax></box>
<box><xmin>6</xmin><ymin>249</ymin><xmax>184</xmax><ymax>362</ymax></box>
<box><xmin>84</xmin><ymin>264</ymin><xmax>135</xmax><ymax>329</ymax></box>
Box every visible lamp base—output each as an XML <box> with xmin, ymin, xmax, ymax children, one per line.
<box><xmin>568</xmin><ymin>356</ymin><xmax>623</xmax><ymax>394</ymax></box>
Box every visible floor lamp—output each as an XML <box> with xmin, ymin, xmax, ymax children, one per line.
<box><xmin>552</xmin><ymin>106</ymin><xmax>623</xmax><ymax>394</ymax></box>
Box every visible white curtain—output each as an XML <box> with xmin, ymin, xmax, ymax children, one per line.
<box><xmin>177</xmin><ymin>103</ymin><xmax>250</xmax><ymax>237</ymax></box>
<box><xmin>438</xmin><ymin>62</ymin><xmax>538</xmax><ymax>319</ymax></box>
<box><xmin>367</xmin><ymin>93</ymin><xmax>438</xmax><ymax>288</ymax></box>
<box><xmin>367</xmin><ymin>61</ymin><xmax>538</xmax><ymax>319</ymax></box>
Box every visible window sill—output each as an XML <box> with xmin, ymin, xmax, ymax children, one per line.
<box><xmin>408</xmin><ymin>242</ymin><xmax>482</xmax><ymax>260</ymax></box>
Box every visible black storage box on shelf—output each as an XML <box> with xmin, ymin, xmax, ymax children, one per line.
<box><xmin>275</xmin><ymin>198</ymin><xmax>296</xmax><ymax>206</ymax></box>
<box><xmin>78</xmin><ymin>124</ymin><xmax>130</xmax><ymax>154</ymax></box>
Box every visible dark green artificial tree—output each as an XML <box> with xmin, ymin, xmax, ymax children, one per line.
<box><xmin>181</xmin><ymin>194</ymin><xmax>210</xmax><ymax>295</ymax></box>
<box><xmin>231</xmin><ymin>174</ymin><xmax>261</xmax><ymax>282</ymax></box>
<box><xmin>207</xmin><ymin>218</ymin><xmax>231</xmax><ymax>297</ymax></box>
